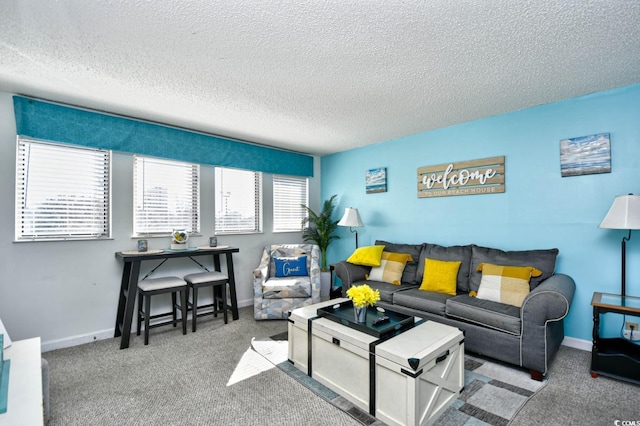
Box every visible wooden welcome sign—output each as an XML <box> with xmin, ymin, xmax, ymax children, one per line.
<box><xmin>417</xmin><ymin>156</ymin><xmax>505</xmax><ymax>198</ymax></box>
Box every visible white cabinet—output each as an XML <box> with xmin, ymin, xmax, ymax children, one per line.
<box><xmin>0</xmin><ymin>338</ymin><xmax>43</xmax><ymax>426</ymax></box>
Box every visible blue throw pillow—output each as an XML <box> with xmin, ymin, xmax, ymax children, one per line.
<box><xmin>274</xmin><ymin>256</ymin><xmax>308</xmax><ymax>277</ymax></box>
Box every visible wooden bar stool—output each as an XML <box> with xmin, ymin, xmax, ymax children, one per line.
<box><xmin>136</xmin><ymin>276</ymin><xmax>188</xmax><ymax>345</ymax></box>
<box><xmin>183</xmin><ymin>271</ymin><xmax>229</xmax><ymax>332</ymax></box>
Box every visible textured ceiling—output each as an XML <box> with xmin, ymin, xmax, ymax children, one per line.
<box><xmin>1</xmin><ymin>1</ymin><xmax>639</xmax><ymax>156</ymax></box>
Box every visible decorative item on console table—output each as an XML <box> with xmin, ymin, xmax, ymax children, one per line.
<box><xmin>171</xmin><ymin>229</ymin><xmax>189</xmax><ymax>250</ymax></box>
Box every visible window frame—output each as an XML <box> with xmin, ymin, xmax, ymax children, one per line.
<box><xmin>272</xmin><ymin>174</ymin><xmax>309</xmax><ymax>233</ymax></box>
<box><xmin>214</xmin><ymin>167</ymin><xmax>263</xmax><ymax>235</ymax></box>
<box><xmin>133</xmin><ymin>155</ymin><xmax>200</xmax><ymax>237</ymax></box>
<box><xmin>15</xmin><ymin>137</ymin><xmax>112</xmax><ymax>241</ymax></box>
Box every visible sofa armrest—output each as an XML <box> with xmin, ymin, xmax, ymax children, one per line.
<box><xmin>334</xmin><ymin>261</ymin><xmax>371</xmax><ymax>293</ymax></box>
<box><xmin>520</xmin><ymin>273</ymin><xmax>575</xmax><ymax>375</ymax></box>
<box><xmin>521</xmin><ymin>273</ymin><xmax>576</xmax><ymax>325</ymax></box>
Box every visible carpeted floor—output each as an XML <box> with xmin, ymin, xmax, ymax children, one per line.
<box><xmin>42</xmin><ymin>306</ymin><xmax>640</xmax><ymax>425</ymax></box>
<box><xmin>44</xmin><ymin>307</ymin><xmax>360</xmax><ymax>426</ymax></box>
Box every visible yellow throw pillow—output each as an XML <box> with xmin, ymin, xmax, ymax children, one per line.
<box><xmin>475</xmin><ymin>263</ymin><xmax>542</xmax><ymax>307</ymax></box>
<box><xmin>366</xmin><ymin>252</ymin><xmax>414</xmax><ymax>285</ymax></box>
<box><xmin>419</xmin><ymin>258</ymin><xmax>461</xmax><ymax>296</ymax></box>
<box><xmin>346</xmin><ymin>245</ymin><xmax>385</xmax><ymax>267</ymax></box>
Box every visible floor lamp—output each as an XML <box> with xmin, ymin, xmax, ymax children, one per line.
<box><xmin>599</xmin><ymin>194</ymin><xmax>640</xmax><ymax>298</ymax></box>
<box><xmin>338</xmin><ymin>207</ymin><xmax>364</xmax><ymax>249</ymax></box>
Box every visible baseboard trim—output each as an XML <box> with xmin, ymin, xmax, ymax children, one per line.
<box><xmin>41</xmin><ymin>298</ymin><xmax>254</xmax><ymax>352</ymax></box>
<box><xmin>561</xmin><ymin>336</ymin><xmax>591</xmax><ymax>352</ymax></box>
<box><xmin>42</xmin><ymin>329</ymin><xmax>114</xmax><ymax>352</ymax></box>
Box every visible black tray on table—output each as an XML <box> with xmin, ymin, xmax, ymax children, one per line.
<box><xmin>316</xmin><ymin>299</ymin><xmax>415</xmax><ymax>338</ymax></box>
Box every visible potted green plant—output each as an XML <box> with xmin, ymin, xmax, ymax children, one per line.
<box><xmin>301</xmin><ymin>194</ymin><xmax>340</xmax><ymax>271</ymax></box>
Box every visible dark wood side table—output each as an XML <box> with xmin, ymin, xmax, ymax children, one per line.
<box><xmin>591</xmin><ymin>292</ymin><xmax>640</xmax><ymax>384</ymax></box>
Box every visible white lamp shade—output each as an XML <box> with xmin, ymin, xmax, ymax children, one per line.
<box><xmin>338</xmin><ymin>207</ymin><xmax>363</xmax><ymax>227</ymax></box>
<box><xmin>599</xmin><ymin>194</ymin><xmax>640</xmax><ymax>230</ymax></box>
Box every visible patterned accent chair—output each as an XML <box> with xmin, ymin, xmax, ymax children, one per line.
<box><xmin>254</xmin><ymin>244</ymin><xmax>321</xmax><ymax>319</ymax></box>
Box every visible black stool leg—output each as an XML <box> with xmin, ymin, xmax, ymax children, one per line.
<box><xmin>212</xmin><ymin>283</ymin><xmax>219</xmax><ymax>318</ymax></box>
<box><xmin>171</xmin><ymin>292</ymin><xmax>177</xmax><ymax>327</ymax></box>
<box><xmin>144</xmin><ymin>293</ymin><xmax>151</xmax><ymax>345</ymax></box>
<box><xmin>221</xmin><ymin>283</ymin><xmax>228</xmax><ymax>324</ymax></box>
<box><xmin>180</xmin><ymin>287</ymin><xmax>187</xmax><ymax>335</ymax></box>
<box><xmin>192</xmin><ymin>286</ymin><xmax>199</xmax><ymax>332</ymax></box>
<box><xmin>137</xmin><ymin>290</ymin><xmax>143</xmax><ymax>336</ymax></box>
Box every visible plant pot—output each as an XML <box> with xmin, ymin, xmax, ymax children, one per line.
<box><xmin>320</xmin><ymin>271</ymin><xmax>331</xmax><ymax>298</ymax></box>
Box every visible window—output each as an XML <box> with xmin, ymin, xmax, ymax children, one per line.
<box><xmin>134</xmin><ymin>156</ymin><xmax>200</xmax><ymax>235</ymax></box>
<box><xmin>273</xmin><ymin>175</ymin><xmax>308</xmax><ymax>232</ymax></box>
<box><xmin>15</xmin><ymin>138</ymin><xmax>111</xmax><ymax>240</ymax></box>
<box><xmin>215</xmin><ymin>167</ymin><xmax>262</xmax><ymax>234</ymax></box>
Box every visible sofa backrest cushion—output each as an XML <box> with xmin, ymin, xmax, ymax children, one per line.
<box><xmin>375</xmin><ymin>240</ymin><xmax>425</xmax><ymax>285</ymax></box>
<box><xmin>469</xmin><ymin>245</ymin><xmax>559</xmax><ymax>291</ymax></box>
<box><xmin>420</xmin><ymin>243</ymin><xmax>473</xmax><ymax>292</ymax></box>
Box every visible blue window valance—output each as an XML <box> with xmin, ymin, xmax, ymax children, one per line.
<box><xmin>13</xmin><ymin>96</ymin><xmax>314</xmax><ymax>177</ymax></box>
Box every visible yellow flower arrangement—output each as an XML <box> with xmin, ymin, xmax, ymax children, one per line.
<box><xmin>346</xmin><ymin>284</ymin><xmax>380</xmax><ymax>308</ymax></box>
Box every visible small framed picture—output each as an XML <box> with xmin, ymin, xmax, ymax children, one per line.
<box><xmin>560</xmin><ymin>133</ymin><xmax>611</xmax><ymax>177</ymax></box>
<box><xmin>366</xmin><ymin>167</ymin><xmax>387</xmax><ymax>194</ymax></box>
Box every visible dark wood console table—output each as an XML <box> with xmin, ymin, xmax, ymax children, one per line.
<box><xmin>114</xmin><ymin>247</ymin><xmax>240</xmax><ymax>349</ymax></box>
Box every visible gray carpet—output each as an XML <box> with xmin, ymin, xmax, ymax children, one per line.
<box><xmin>43</xmin><ymin>307</ymin><xmax>640</xmax><ymax>425</ymax></box>
<box><xmin>511</xmin><ymin>345</ymin><xmax>640</xmax><ymax>426</ymax></box>
<box><xmin>44</xmin><ymin>307</ymin><xmax>361</xmax><ymax>426</ymax></box>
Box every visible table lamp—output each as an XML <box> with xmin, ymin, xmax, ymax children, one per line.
<box><xmin>599</xmin><ymin>194</ymin><xmax>640</xmax><ymax>297</ymax></box>
<box><xmin>338</xmin><ymin>207</ymin><xmax>364</xmax><ymax>249</ymax></box>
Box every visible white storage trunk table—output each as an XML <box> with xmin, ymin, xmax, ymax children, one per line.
<box><xmin>288</xmin><ymin>301</ymin><xmax>464</xmax><ymax>426</ymax></box>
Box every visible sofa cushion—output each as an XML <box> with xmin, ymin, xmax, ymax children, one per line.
<box><xmin>469</xmin><ymin>245</ymin><xmax>559</xmax><ymax>291</ymax></box>
<box><xmin>392</xmin><ymin>287</ymin><xmax>453</xmax><ymax>316</ymax></box>
<box><xmin>347</xmin><ymin>245</ymin><xmax>385</xmax><ymax>267</ymax></box>
<box><xmin>367</xmin><ymin>251</ymin><xmax>414</xmax><ymax>285</ymax></box>
<box><xmin>419</xmin><ymin>243</ymin><xmax>473</xmax><ymax>292</ymax></box>
<box><xmin>262</xmin><ymin>277</ymin><xmax>311</xmax><ymax>299</ymax></box>
<box><xmin>445</xmin><ymin>294</ymin><xmax>522</xmax><ymax>335</ymax></box>
<box><xmin>419</xmin><ymin>258</ymin><xmax>461</xmax><ymax>296</ymax></box>
<box><xmin>375</xmin><ymin>240</ymin><xmax>425</xmax><ymax>285</ymax></box>
<box><xmin>476</xmin><ymin>263</ymin><xmax>542</xmax><ymax>307</ymax></box>
<box><xmin>353</xmin><ymin>279</ymin><xmax>414</xmax><ymax>303</ymax></box>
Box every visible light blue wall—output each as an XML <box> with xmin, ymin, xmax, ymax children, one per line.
<box><xmin>322</xmin><ymin>83</ymin><xmax>640</xmax><ymax>342</ymax></box>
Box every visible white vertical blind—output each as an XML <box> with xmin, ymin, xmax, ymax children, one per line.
<box><xmin>273</xmin><ymin>175</ymin><xmax>308</xmax><ymax>232</ymax></box>
<box><xmin>134</xmin><ymin>156</ymin><xmax>200</xmax><ymax>235</ymax></box>
<box><xmin>215</xmin><ymin>167</ymin><xmax>262</xmax><ymax>233</ymax></box>
<box><xmin>15</xmin><ymin>138</ymin><xmax>111</xmax><ymax>240</ymax></box>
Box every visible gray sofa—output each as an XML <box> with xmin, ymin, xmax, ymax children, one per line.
<box><xmin>334</xmin><ymin>240</ymin><xmax>575</xmax><ymax>380</ymax></box>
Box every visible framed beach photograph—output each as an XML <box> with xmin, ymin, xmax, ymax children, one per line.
<box><xmin>366</xmin><ymin>167</ymin><xmax>387</xmax><ymax>193</ymax></box>
<box><xmin>560</xmin><ymin>133</ymin><xmax>611</xmax><ymax>177</ymax></box>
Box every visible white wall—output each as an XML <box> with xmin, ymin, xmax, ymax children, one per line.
<box><xmin>0</xmin><ymin>91</ymin><xmax>321</xmax><ymax>351</ymax></box>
